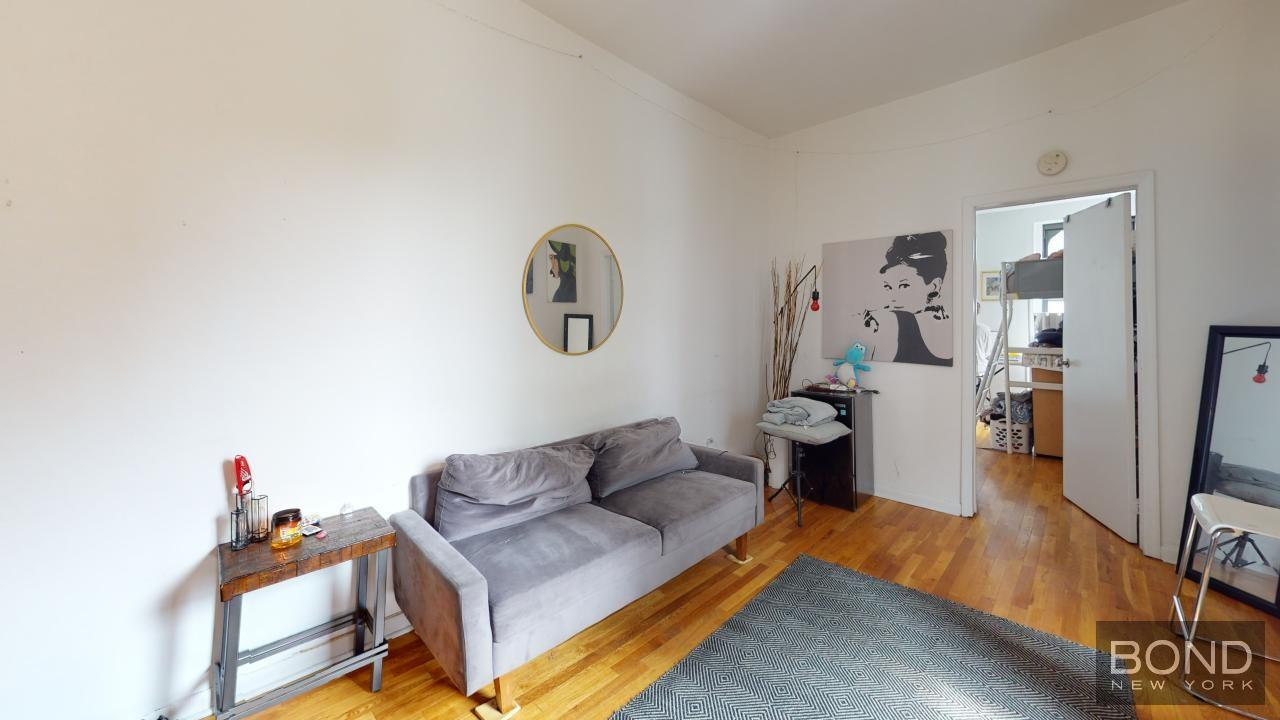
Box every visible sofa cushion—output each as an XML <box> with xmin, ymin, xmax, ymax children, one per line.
<box><xmin>581</xmin><ymin>417</ymin><xmax>698</xmax><ymax>498</ymax></box>
<box><xmin>435</xmin><ymin>445</ymin><xmax>594</xmax><ymax>541</ymax></box>
<box><xmin>596</xmin><ymin>470</ymin><xmax>755</xmax><ymax>555</ymax></box>
<box><xmin>1214</xmin><ymin>456</ymin><xmax>1280</xmax><ymax>509</ymax></box>
<box><xmin>452</xmin><ymin>503</ymin><xmax>661</xmax><ymax>641</ymax></box>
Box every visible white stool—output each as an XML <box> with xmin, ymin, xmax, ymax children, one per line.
<box><xmin>1170</xmin><ymin>492</ymin><xmax>1280</xmax><ymax>718</ymax></box>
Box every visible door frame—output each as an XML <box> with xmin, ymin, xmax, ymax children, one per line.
<box><xmin>958</xmin><ymin>171</ymin><xmax>1162</xmax><ymax>559</ymax></box>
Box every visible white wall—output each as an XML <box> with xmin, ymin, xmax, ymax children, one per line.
<box><xmin>976</xmin><ymin>207</ymin><xmax>1038</xmax><ymax>352</ymax></box>
<box><xmin>766</xmin><ymin>0</ymin><xmax>1280</xmax><ymax>528</ymax></box>
<box><xmin>0</xmin><ymin>1</ymin><xmax>768</xmax><ymax>718</ymax></box>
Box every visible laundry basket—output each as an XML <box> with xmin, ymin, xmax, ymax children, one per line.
<box><xmin>991</xmin><ymin>421</ymin><xmax>1032</xmax><ymax>454</ymax></box>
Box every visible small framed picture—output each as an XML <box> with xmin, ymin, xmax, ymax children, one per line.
<box><xmin>563</xmin><ymin>313</ymin><xmax>594</xmax><ymax>353</ymax></box>
<box><xmin>980</xmin><ymin>270</ymin><xmax>1002</xmax><ymax>301</ymax></box>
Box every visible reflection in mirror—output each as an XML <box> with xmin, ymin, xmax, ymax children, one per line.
<box><xmin>564</xmin><ymin>314</ymin><xmax>593</xmax><ymax>353</ymax></box>
<box><xmin>523</xmin><ymin>225</ymin><xmax>622</xmax><ymax>355</ymax></box>
<box><xmin>1184</xmin><ymin>329</ymin><xmax>1280</xmax><ymax>613</ymax></box>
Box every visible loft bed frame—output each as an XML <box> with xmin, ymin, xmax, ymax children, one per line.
<box><xmin>978</xmin><ymin>257</ymin><xmax>1064</xmax><ymax>454</ymax></box>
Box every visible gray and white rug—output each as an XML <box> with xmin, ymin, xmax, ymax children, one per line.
<box><xmin>611</xmin><ymin>554</ymin><xmax>1134</xmax><ymax>719</ymax></box>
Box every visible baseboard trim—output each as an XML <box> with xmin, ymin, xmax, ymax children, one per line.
<box><xmin>153</xmin><ymin>611</ymin><xmax>412</xmax><ymax>720</ymax></box>
<box><xmin>871</xmin><ymin>488</ymin><xmax>963</xmax><ymax>517</ymax></box>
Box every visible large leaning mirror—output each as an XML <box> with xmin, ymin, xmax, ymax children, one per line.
<box><xmin>522</xmin><ymin>224</ymin><xmax>623</xmax><ymax>355</ymax></box>
<box><xmin>1180</xmin><ymin>325</ymin><xmax>1280</xmax><ymax>616</ymax></box>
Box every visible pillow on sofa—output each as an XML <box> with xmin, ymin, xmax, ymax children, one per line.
<box><xmin>582</xmin><ymin>417</ymin><xmax>698</xmax><ymax>498</ymax></box>
<box><xmin>434</xmin><ymin>444</ymin><xmax>594</xmax><ymax>541</ymax></box>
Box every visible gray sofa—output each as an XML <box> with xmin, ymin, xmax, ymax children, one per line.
<box><xmin>388</xmin><ymin>419</ymin><xmax>764</xmax><ymax>714</ymax></box>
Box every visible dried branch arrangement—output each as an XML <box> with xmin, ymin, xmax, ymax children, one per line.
<box><xmin>767</xmin><ymin>258</ymin><xmax>820</xmax><ymax>402</ymax></box>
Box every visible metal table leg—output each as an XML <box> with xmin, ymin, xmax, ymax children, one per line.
<box><xmin>371</xmin><ymin>548</ymin><xmax>389</xmax><ymax>692</ymax></box>
<box><xmin>354</xmin><ymin>555</ymin><xmax>369</xmax><ymax>656</ymax></box>
<box><xmin>217</xmin><ymin>595</ymin><xmax>243</xmax><ymax>713</ymax></box>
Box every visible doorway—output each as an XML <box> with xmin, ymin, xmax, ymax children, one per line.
<box><xmin>959</xmin><ymin>172</ymin><xmax>1163</xmax><ymax>559</ymax></box>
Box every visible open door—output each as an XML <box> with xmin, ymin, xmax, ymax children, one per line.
<box><xmin>1062</xmin><ymin>195</ymin><xmax>1138</xmax><ymax>542</ymax></box>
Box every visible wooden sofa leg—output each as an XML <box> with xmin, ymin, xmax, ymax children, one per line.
<box><xmin>496</xmin><ymin>676</ymin><xmax>518</xmax><ymax>714</ymax></box>
<box><xmin>727</xmin><ymin>533</ymin><xmax>753</xmax><ymax>565</ymax></box>
<box><xmin>473</xmin><ymin>675</ymin><xmax>520</xmax><ymax>720</ymax></box>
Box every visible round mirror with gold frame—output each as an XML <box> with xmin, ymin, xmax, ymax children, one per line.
<box><xmin>522</xmin><ymin>224</ymin><xmax>623</xmax><ymax>355</ymax></box>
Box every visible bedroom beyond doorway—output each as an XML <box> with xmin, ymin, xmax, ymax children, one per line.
<box><xmin>973</xmin><ymin>191</ymin><xmax>1139</xmax><ymax>542</ymax></box>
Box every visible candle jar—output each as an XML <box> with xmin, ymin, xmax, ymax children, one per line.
<box><xmin>249</xmin><ymin>494</ymin><xmax>270</xmax><ymax>543</ymax></box>
<box><xmin>230</xmin><ymin>508</ymin><xmax>249</xmax><ymax>550</ymax></box>
<box><xmin>270</xmin><ymin>508</ymin><xmax>303</xmax><ymax>549</ymax></box>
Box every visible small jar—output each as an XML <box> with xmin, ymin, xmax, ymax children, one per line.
<box><xmin>270</xmin><ymin>508</ymin><xmax>303</xmax><ymax>549</ymax></box>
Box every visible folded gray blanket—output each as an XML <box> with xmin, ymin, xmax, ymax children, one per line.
<box><xmin>761</xmin><ymin>397</ymin><xmax>838</xmax><ymax>427</ymax></box>
<box><xmin>758</xmin><ymin>419</ymin><xmax>851</xmax><ymax>445</ymax></box>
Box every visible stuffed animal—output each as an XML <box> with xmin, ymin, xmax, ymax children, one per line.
<box><xmin>833</xmin><ymin>342</ymin><xmax>871</xmax><ymax>387</ymax></box>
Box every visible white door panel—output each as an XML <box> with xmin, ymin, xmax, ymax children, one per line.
<box><xmin>1062</xmin><ymin>195</ymin><xmax>1138</xmax><ymax>542</ymax></box>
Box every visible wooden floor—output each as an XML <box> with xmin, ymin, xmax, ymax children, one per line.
<box><xmin>254</xmin><ymin>449</ymin><xmax>1279</xmax><ymax>720</ymax></box>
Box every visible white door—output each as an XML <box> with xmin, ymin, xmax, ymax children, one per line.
<box><xmin>1062</xmin><ymin>195</ymin><xmax>1138</xmax><ymax>542</ymax></box>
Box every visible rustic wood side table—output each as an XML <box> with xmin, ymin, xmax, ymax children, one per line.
<box><xmin>215</xmin><ymin>507</ymin><xmax>396</xmax><ymax>719</ymax></box>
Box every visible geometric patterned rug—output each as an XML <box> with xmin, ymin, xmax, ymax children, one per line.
<box><xmin>611</xmin><ymin>554</ymin><xmax>1135</xmax><ymax>719</ymax></box>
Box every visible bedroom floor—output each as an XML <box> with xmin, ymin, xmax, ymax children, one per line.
<box><xmin>248</xmin><ymin>452</ymin><xmax>1279</xmax><ymax>720</ymax></box>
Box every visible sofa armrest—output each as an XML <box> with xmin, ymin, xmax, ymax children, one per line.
<box><xmin>689</xmin><ymin>444</ymin><xmax>765</xmax><ymax>526</ymax></box>
<box><xmin>389</xmin><ymin>510</ymin><xmax>493</xmax><ymax>695</ymax></box>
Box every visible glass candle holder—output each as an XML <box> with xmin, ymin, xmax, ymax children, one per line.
<box><xmin>249</xmin><ymin>494</ymin><xmax>270</xmax><ymax>543</ymax></box>
<box><xmin>230</xmin><ymin>508</ymin><xmax>249</xmax><ymax>550</ymax></box>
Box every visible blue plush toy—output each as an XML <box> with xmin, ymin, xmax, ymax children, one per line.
<box><xmin>833</xmin><ymin>342</ymin><xmax>871</xmax><ymax>387</ymax></box>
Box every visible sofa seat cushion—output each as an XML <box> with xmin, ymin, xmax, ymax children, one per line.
<box><xmin>452</xmin><ymin>503</ymin><xmax>661</xmax><ymax>642</ymax></box>
<box><xmin>596</xmin><ymin>470</ymin><xmax>754</xmax><ymax>555</ymax></box>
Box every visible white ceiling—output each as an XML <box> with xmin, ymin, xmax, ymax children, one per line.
<box><xmin>523</xmin><ymin>0</ymin><xmax>1186</xmax><ymax>137</ymax></box>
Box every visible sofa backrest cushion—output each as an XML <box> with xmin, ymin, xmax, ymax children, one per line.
<box><xmin>409</xmin><ymin>468</ymin><xmax>443</xmax><ymax>525</ymax></box>
<box><xmin>434</xmin><ymin>444</ymin><xmax>595</xmax><ymax>541</ymax></box>
<box><xmin>581</xmin><ymin>417</ymin><xmax>698</xmax><ymax>498</ymax></box>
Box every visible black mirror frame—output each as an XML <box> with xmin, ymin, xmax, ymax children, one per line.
<box><xmin>1178</xmin><ymin>324</ymin><xmax>1280</xmax><ymax>617</ymax></box>
<box><xmin>563</xmin><ymin>313</ymin><xmax>594</xmax><ymax>354</ymax></box>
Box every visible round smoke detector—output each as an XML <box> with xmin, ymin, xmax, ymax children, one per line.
<box><xmin>1037</xmin><ymin>150</ymin><xmax>1068</xmax><ymax>176</ymax></box>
